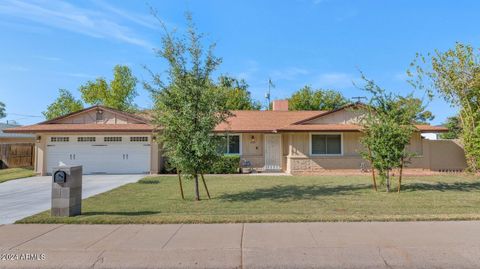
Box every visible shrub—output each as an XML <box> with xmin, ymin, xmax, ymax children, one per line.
<box><xmin>161</xmin><ymin>155</ymin><xmax>240</xmax><ymax>174</ymax></box>
<box><xmin>208</xmin><ymin>155</ymin><xmax>240</xmax><ymax>174</ymax></box>
<box><xmin>160</xmin><ymin>158</ymin><xmax>177</xmax><ymax>174</ymax></box>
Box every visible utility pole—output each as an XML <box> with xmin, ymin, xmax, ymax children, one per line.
<box><xmin>265</xmin><ymin>78</ymin><xmax>275</xmax><ymax>110</ymax></box>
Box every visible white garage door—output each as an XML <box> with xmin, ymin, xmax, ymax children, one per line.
<box><xmin>46</xmin><ymin>135</ymin><xmax>151</xmax><ymax>174</ymax></box>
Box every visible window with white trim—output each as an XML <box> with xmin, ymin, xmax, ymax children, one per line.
<box><xmin>104</xmin><ymin>137</ymin><xmax>122</xmax><ymax>142</ymax></box>
<box><xmin>77</xmin><ymin>137</ymin><xmax>96</xmax><ymax>142</ymax></box>
<box><xmin>218</xmin><ymin>134</ymin><xmax>240</xmax><ymax>154</ymax></box>
<box><xmin>51</xmin><ymin>137</ymin><xmax>69</xmax><ymax>142</ymax></box>
<box><xmin>311</xmin><ymin>134</ymin><xmax>342</xmax><ymax>155</ymax></box>
<box><xmin>130</xmin><ymin>136</ymin><xmax>148</xmax><ymax>142</ymax></box>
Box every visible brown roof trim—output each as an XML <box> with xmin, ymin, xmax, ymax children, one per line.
<box><xmin>39</xmin><ymin>105</ymin><xmax>150</xmax><ymax>124</ymax></box>
<box><xmin>4</xmin><ymin>124</ymin><xmax>155</xmax><ymax>133</ymax></box>
<box><xmin>415</xmin><ymin>125</ymin><xmax>449</xmax><ymax>133</ymax></box>
<box><xmin>213</xmin><ymin>129</ymin><xmax>276</xmax><ymax>133</ymax></box>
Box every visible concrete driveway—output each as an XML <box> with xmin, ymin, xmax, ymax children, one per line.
<box><xmin>0</xmin><ymin>174</ymin><xmax>144</xmax><ymax>224</ymax></box>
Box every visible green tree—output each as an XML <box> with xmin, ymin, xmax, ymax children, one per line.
<box><xmin>217</xmin><ymin>75</ymin><xmax>261</xmax><ymax>110</ymax></box>
<box><xmin>288</xmin><ymin>85</ymin><xmax>348</xmax><ymax>111</ymax></box>
<box><xmin>43</xmin><ymin>89</ymin><xmax>84</xmax><ymax>120</ymax></box>
<box><xmin>359</xmin><ymin>75</ymin><xmax>421</xmax><ymax>192</ymax></box>
<box><xmin>409</xmin><ymin>42</ymin><xmax>480</xmax><ymax>172</ymax></box>
<box><xmin>145</xmin><ymin>13</ymin><xmax>230</xmax><ymax>201</ymax></box>
<box><xmin>80</xmin><ymin>65</ymin><xmax>138</xmax><ymax>112</ymax></box>
<box><xmin>440</xmin><ymin>116</ymin><xmax>462</xmax><ymax>139</ymax></box>
<box><xmin>0</xmin><ymin>101</ymin><xmax>5</xmax><ymax>119</ymax></box>
<box><xmin>396</xmin><ymin>97</ymin><xmax>434</xmax><ymax>123</ymax></box>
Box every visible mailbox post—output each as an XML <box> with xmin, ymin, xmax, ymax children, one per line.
<box><xmin>51</xmin><ymin>165</ymin><xmax>83</xmax><ymax>217</ymax></box>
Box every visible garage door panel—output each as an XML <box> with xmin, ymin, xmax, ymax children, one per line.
<box><xmin>46</xmin><ymin>138</ymin><xmax>151</xmax><ymax>174</ymax></box>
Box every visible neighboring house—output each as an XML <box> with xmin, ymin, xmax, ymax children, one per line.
<box><xmin>4</xmin><ymin>101</ymin><xmax>467</xmax><ymax>175</ymax></box>
<box><xmin>0</xmin><ymin>123</ymin><xmax>35</xmax><ymax>169</ymax></box>
<box><xmin>421</xmin><ymin>133</ymin><xmax>440</xmax><ymax>140</ymax></box>
<box><xmin>0</xmin><ymin>123</ymin><xmax>35</xmax><ymax>144</ymax></box>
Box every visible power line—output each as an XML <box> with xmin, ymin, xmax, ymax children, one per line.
<box><xmin>7</xmin><ymin>113</ymin><xmax>42</xmax><ymax>118</ymax></box>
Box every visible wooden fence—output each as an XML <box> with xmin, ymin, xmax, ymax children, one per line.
<box><xmin>0</xmin><ymin>143</ymin><xmax>34</xmax><ymax>169</ymax></box>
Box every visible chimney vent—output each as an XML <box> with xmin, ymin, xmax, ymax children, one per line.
<box><xmin>272</xmin><ymin>100</ymin><xmax>289</xmax><ymax>111</ymax></box>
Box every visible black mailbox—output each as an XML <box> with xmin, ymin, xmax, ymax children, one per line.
<box><xmin>53</xmin><ymin>170</ymin><xmax>67</xmax><ymax>184</ymax></box>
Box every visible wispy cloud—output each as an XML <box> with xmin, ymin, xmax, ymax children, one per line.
<box><xmin>313</xmin><ymin>72</ymin><xmax>359</xmax><ymax>88</ymax></box>
<box><xmin>60</xmin><ymin>72</ymin><xmax>96</xmax><ymax>78</ymax></box>
<box><xmin>0</xmin><ymin>0</ymin><xmax>154</xmax><ymax>49</ymax></box>
<box><xmin>34</xmin><ymin>55</ymin><xmax>62</xmax><ymax>62</ymax></box>
<box><xmin>92</xmin><ymin>0</ymin><xmax>159</xmax><ymax>30</ymax></box>
<box><xmin>0</xmin><ymin>64</ymin><xmax>29</xmax><ymax>72</ymax></box>
<box><xmin>236</xmin><ymin>60</ymin><xmax>260</xmax><ymax>81</ymax></box>
<box><xmin>270</xmin><ymin>67</ymin><xmax>309</xmax><ymax>81</ymax></box>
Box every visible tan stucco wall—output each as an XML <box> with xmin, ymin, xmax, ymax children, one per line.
<box><xmin>34</xmin><ymin>132</ymin><xmax>158</xmax><ymax>175</ymax></box>
<box><xmin>283</xmin><ymin>131</ymin><xmax>465</xmax><ymax>174</ymax></box>
<box><xmin>241</xmin><ymin>133</ymin><xmax>265</xmax><ymax>168</ymax></box>
<box><xmin>31</xmin><ymin>130</ymin><xmax>467</xmax><ymax>175</ymax></box>
<box><xmin>35</xmin><ymin>135</ymin><xmax>46</xmax><ymax>175</ymax></box>
<box><xmin>423</xmin><ymin>140</ymin><xmax>467</xmax><ymax>171</ymax></box>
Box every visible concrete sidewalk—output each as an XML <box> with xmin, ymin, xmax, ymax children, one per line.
<box><xmin>1</xmin><ymin>221</ymin><xmax>479</xmax><ymax>269</ymax></box>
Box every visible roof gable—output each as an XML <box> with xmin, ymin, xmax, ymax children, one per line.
<box><xmin>41</xmin><ymin>105</ymin><xmax>149</xmax><ymax>125</ymax></box>
<box><xmin>292</xmin><ymin>103</ymin><xmax>365</xmax><ymax>125</ymax></box>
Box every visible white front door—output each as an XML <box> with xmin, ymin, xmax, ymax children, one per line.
<box><xmin>264</xmin><ymin>134</ymin><xmax>282</xmax><ymax>171</ymax></box>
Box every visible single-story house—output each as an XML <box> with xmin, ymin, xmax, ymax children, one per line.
<box><xmin>4</xmin><ymin>101</ymin><xmax>467</xmax><ymax>175</ymax></box>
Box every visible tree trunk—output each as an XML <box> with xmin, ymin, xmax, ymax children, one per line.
<box><xmin>194</xmin><ymin>174</ymin><xmax>200</xmax><ymax>201</ymax></box>
<box><xmin>200</xmin><ymin>173</ymin><xmax>211</xmax><ymax>199</ymax></box>
<box><xmin>398</xmin><ymin>158</ymin><xmax>404</xmax><ymax>193</ymax></box>
<box><xmin>177</xmin><ymin>171</ymin><xmax>185</xmax><ymax>200</ymax></box>
<box><xmin>368</xmin><ymin>147</ymin><xmax>377</xmax><ymax>191</ymax></box>
<box><xmin>386</xmin><ymin>170</ymin><xmax>390</xmax><ymax>193</ymax></box>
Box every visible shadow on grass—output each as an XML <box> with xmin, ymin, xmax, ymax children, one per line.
<box><xmin>81</xmin><ymin>211</ymin><xmax>161</xmax><ymax>216</ymax></box>
<box><xmin>218</xmin><ymin>184</ymin><xmax>371</xmax><ymax>202</ymax></box>
<box><xmin>402</xmin><ymin>181</ymin><xmax>480</xmax><ymax>192</ymax></box>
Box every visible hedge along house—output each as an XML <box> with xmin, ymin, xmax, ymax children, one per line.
<box><xmin>5</xmin><ymin>101</ymin><xmax>466</xmax><ymax>175</ymax></box>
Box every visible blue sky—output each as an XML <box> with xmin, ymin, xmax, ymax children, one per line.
<box><xmin>0</xmin><ymin>0</ymin><xmax>477</xmax><ymax>125</ymax></box>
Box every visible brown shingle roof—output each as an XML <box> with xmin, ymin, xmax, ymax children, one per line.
<box><xmin>414</xmin><ymin>125</ymin><xmax>448</xmax><ymax>132</ymax></box>
<box><xmin>214</xmin><ymin>110</ymin><xmax>326</xmax><ymax>133</ymax></box>
<box><xmin>4</xmin><ymin>104</ymin><xmax>449</xmax><ymax>134</ymax></box>
<box><xmin>278</xmin><ymin>124</ymin><xmax>448</xmax><ymax>133</ymax></box>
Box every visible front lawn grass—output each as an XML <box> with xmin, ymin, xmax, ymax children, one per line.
<box><xmin>0</xmin><ymin>168</ymin><xmax>36</xmax><ymax>184</ymax></box>
<box><xmin>18</xmin><ymin>174</ymin><xmax>480</xmax><ymax>224</ymax></box>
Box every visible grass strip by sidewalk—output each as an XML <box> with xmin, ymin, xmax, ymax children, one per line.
<box><xmin>17</xmin><ymin>174</ymin><xmax>480</xmax><ymax>224</ymax></box>
<box><xmin>0</xmin><ymin>168</ymin><xmax>36</xmax><ymax>184</ymax></box>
